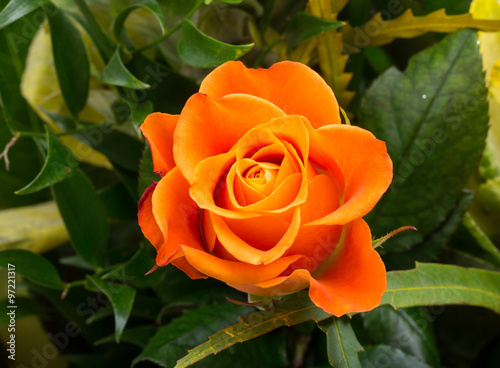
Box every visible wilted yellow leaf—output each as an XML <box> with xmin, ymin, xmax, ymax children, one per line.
<box><xmin>308</xmin><ymin>0</ymin><xmax>354</xmax><ymax>108</ymax></box>
<box><xmin>0</xmin><ymin>201</ymin><xmax>69</xmax><ymax>254</ymax></box>
<box><xmin>343</xmin><ymin>8</ymin><xmax>500</xmax><ymax>50</ymax></box>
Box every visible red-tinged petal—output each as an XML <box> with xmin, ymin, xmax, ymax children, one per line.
<box><xmin>199</xmin><ymin>61</ymin><xmax>341</xmax><ymax>128</ymax></box>
<box><xmin>181</xmin><ymin>245</ymin><xmax>305</xmax><ymax>285</ymax></box>
<box><xmin>307</xmin><ymin>125</ymin><xmax>393</xmax><ymax>226</ymax></box>
<box><xmin>210</xmin><ymin>207</ymin><xmax>301</xmax><ymax>265</ymax></box>
<box><xmin>151</xmin><ymin>167</ymin><xmax>204</xmax><ymax>265</ymax></box>
<box><xmin>140</xmin><ymin>112</ymin><xmax>178</xmax><ymax>176</ymax></box>
<box><xmin>174</xmin><ymin>93</ymin><xmax>286</xmax><ymax>184</ymax></box>
<box><xmin>308</xmin><ymin>219</ymin><xmax>387</xmax><ymax>317</ymax></box>
<box><xmin>137</xmin><ymin>182</ymin><xmax>163</xmax><ymax>251</ymax></box>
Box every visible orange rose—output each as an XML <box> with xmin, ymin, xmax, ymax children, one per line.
<box><xmin>138</xmin><ymin>61</ymin><xmax>393</xmax><ymax>316</ymax></box>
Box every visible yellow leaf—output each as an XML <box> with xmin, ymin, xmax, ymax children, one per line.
<box><xmin>0</xmin><ymin>201</ymin><xmax>69</xmax><ymax>254</ymax></box>
<box><xmin>331</xmin><ymin>0</ymin><xmax>349</xmax><ymax>14</ymax></box>
<box><xmin>470</xmin><ymin>0</ymin><xmax>500</xmax><ymax>172</ymax></box>
<box><xmin>308</xmin><ymin>0</ymin><xmax>354</xmax><ymax>108</ymax></box>
<box><xmin>343</xmin><ymin>8</ymin><xmax>500</xmax><ymax>50</ymax></box>
<box><xmin>21</xmin><ymin>22</ymin><xmax>115</xmax><ymax>169</ymax></box>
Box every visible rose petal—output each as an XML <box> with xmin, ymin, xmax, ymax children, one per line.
<box><xmin>181</xmin><ymin>245</ymin><xmax>305</xmax><ymax>285</ymax></box>
<box><xmin>190</xmin><ymin>116</ymin><xmax>312</xmax><ymax>217</ymax></box>
<box><xmin>210</xmin><ymin>206</ymin><xmax>301</xmax><ymax>265</ymax></box>
<box><xmin>171</xmin><ymin>257</ymin><xmax>207</xmax><ymax>280</ymax></box>
<box><xmin>140</xmin><ymin>112</ymin><xmax>178</xmax><ymax>176</ymax></box>
<box><xmin>199</xmin><ymin>61</ymin><xmax>341</xmax><ymax>128</ymax></box>
<box><xmin>174</xmin><ymin>93</ymin><xmax>286</xmax><ymax>184</ymax></box>
<box><xmin>308</xmin><ymin>218</ymin><xmax>387</xmax><ymax>316</ymax></box>
<box><xmin>190</xmin><ymin>151</ymin><xmax>261</xmax><ymax>219</ymax></box>
<box><xmin>300</xmin><ymin>174</ymin><xmax>341</xmax><ymax>224</ymax></box>
<box><xmin>307</xmin><ymin>124</ymin><xmax>393</xmax><ymax>226</ymax></box>
<box><xmin>137</xmin><ymin>182</ymin><xmax>163</xmax><ymax>250</ymax></box>
<box><xmin>285</xmin><ymin>223</ymin><xmax>343</xmax><ymax>262</ymax></box>
<box><xmin>151</xmin><ymin>167</ymin><xmax>205</xmax><ymax>265</ymax></box>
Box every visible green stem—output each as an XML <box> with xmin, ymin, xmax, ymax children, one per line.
<box><xmin>73</xmin><ymin>0</ymin><xmax>114</xmax><ymax>62</ymax></box>
<box><xmin>132</xmin><ymin>0</ymin><xmax>204</xmax><ymax>54</ymax></box>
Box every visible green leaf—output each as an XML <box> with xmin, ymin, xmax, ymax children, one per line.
<box><xmin>383</xmin><ymin>263</ymin><xmax>500</xmax><ymax>313</ymax></box>
<box><xmin>318</xmin><ymin>316</ymin><xmax>363</xmax><ymax>368</ymax></box>
<box><xmin>178</xmin><ymin>19</ymin><xmax>254</xmax><ymax>68</ymax></box>
<box><xmin>362</xmin><ymin>306</ymin><xmax>440</xmax><ymax>367</ymax></box>
<box><xmin>101</xmin><ymin>48</ymin><xmax>150</xmax><ymax>89</ymax></box>
<box><xmin>462</xmin><ymin>213</ymin><xmax>500</xmax><ymax>269</ymax></box>
<box><xmin>59</xmin><ymin>255</ymin><xmax>94</xmax><ymax>271</ymax></box>
<box><xmin>133</xmin><ymin>304</ymin><xmax>253</xmax><ymax>367</ymax></box>
<box><xmin>0</xmin><ymin>29</ymin><xmax>48</xmax><ymax>207</ymax></box>
<box><xmin>285</xmin><ymin>12</ymin><xmax>343</xmax><ymax>50</ymax></box>
<box><xmin>359</xmin><ymin>345</ymin><xmax>432</xmax><ymax>368</ymax></box>
<box><xmin>0</xmin><ymin>297</ymin><xmax>42</xmax><ymax>328</ymax></box>
<box><xmin>192</xmin><ymin>331</ymin><xmax>289</xmax><ymax>368</ymax></box>
<box><xmin>126</xmin><ymin>54</ymin><xmax>198</xmax><ymax>114</ymax></box>
<box><xmin>47</xmin><ymin>5</ymin><xmax>90</xmax><ymax>117</ymax></box>
<box><xmin>173</xmin><ymin>294</ymin><xmax>331</xmax><ymax>368</ymax></box>
<box><xmin>94</xmin><ymin>325</ymin><xmax>157</xmax><ymax>347</ymax></box>
<box><xmin>86</xmin><ymin>275</ymin><xmax>136</xmax><ymax>343</ymax></box>
<box><xmin>101</xmin><ymin>245</ymin><xmax>162</xmax><ymax>288</ymax></box>
<box><xmin>0</xmin><ymin>0</ymin><xmax>50</xmax><ymax>29</ymax></box>
<box><xmin>359</xmin><ymin>30</ymin><xmax>488</xmax><ymax>254</ymax></box>
<box><xmin>0</xmin><ymin>249</ymin><xmax>65</xmax><ymax>289</ymax></box>
<box><xmin>114</xmin><ymin>0</ymin><xmax>165</xmax><ymax>44</ymax></box>
<box><xmin>382</xmin><ymin>191</ymin><xmax>474</xmax><ymax>270</ymax></box>
<box><xmin>98</xmin><ymin>182</ymin><xmax>137</xmax><ymax>221</ymax></box>
<box><xmin>16</xmin><ymin>128</ymin><xmax>76</xmax><ymax>195</ymax></box>
<box><xmin>125</xmin><ymin>99</ymin><xmax>153</xmax><ymax>125</ymax></box>
<box><xmin>51</xmin><ymin>169</ymin><xmax>108</xmax><ymax>266</ymax></box>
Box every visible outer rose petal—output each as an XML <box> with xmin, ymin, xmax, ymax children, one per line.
<box><xmin>137</xmin><ymin>182</ymin><xmax>163</xmax><ymax>251</ymax></box>
<box><xmin>181</xmin><ymin>245</ymin><xmax>306</xmax><ymax>285</ymax></box>
<box><xmin>308</xmin><ymin>218</ymin><xmax>387</xmax><ymax>316</ymax></box>
<box><xmin>307</xmin><ymin>124</ymin><xmax>393</xmax><ymax>226</ymax></box>
<box><xmin>235</xmin><ymin>219</ymin><xmax>386</xmax><ymax>317</ymax></box>
<box><xmin>174</xmin><ymin>93</ymin><xmax>286</xmax><ymax>184</ymax></box>
<box><xmin>141</xmin><ymin>112</ymin><xmax>178</xmax><ymax>176</ymax></box>
<box><xmin>151</xmin><ymin>167</ymin><xmax>205</xmax><ymax>266</ymax></box>
<box><xmin>199</xmin><ymin>61</ymin><xmax>341</xmax><ymax>128</ymax></box>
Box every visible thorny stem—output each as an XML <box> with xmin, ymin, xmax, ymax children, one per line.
<box><xmin>132</xmin><ymin>0</ymin><xmax>205</xmax><ymax>54</ymax></box>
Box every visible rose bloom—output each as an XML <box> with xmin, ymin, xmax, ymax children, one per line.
<box><xmin>138</xmin><ymin>61</ymin><xmax>392</xmax><ymax>316</ymax></box>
